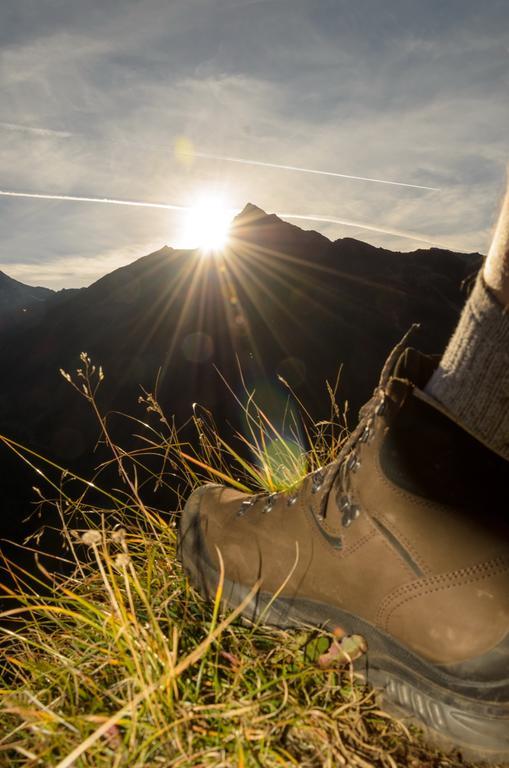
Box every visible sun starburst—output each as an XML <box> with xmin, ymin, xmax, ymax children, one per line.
<box><xmin>178</xmin><ymin>195</ymin><xmax>234</xmax><ymax>253</ymax></box>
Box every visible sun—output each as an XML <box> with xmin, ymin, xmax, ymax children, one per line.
<box><xmin>179</xmin><ymin>195</ymin><xmax>234</xmax><ymax>253</ymax></box>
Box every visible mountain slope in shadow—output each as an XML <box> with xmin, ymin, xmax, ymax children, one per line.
<box><xmin>0</xmin><ymin>204</ymin><xmax>481</xmax><ymax>543</ymax></box>
<box><xmin>0</xmin><ymin>270</ymin><xmax>55</xmax><ymax>324</ymax></box>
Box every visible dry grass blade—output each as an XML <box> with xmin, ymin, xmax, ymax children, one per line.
<box><xmin>54</xmin><ymin>576</ymin><xmax>261</xmax><ymax>768</ymax></box>
<box><xmin>0</xmin><ymin>355</ymin><xmax>488</xmax><ymax>767</ymax></box>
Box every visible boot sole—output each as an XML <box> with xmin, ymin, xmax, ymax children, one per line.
<box><xmin>179</xmin><ymin>485</ymin><xmax>509</xmax><ymax>763</ymax></box>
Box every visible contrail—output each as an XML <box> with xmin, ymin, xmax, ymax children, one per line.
<box><xmin>279</xmin><ymin>211</ymin><xmax>449</xmax><ymax>247</ymax></box>
<box><xmin>0</xmin><ymin>189</ymin><xmax>188</xmax><ymax>212</ymax></box>
<box><xmin>189</xmin><ymin>150</ymin><xmax>440</xmax><ymax>192</ymax></box>
<box><xmin>0</xmin><ymin>189</ymin><xmax>447</xmax><ymax>247</ymax></box>
<box><xmin>0</xmin><ymin>120</ymin><xmax>439</xmax><ymax>191</ymax></box>
<box><xmin>0</xmin><ymin>122</ymin><xmax>72</xmax><ymax>139</ymax></box>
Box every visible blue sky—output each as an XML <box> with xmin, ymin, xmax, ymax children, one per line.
<box><xmin>0</xmin><ymin>0</ymin><xmax>508</xmax><ymax>288</ymax></box>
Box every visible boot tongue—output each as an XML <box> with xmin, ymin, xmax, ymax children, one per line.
<box><xmin>391</xmin><ymin>348</ymin><xmax>438</xmax><ymax>389</ymax></box>
<box><xmin>377</xmin><ymin>325</ymin><xmax>438</xmax><ymax>390</ymax></box>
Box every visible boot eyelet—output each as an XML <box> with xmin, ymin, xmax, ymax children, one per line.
<box><xmin>237</xmin><ymin>498</ymin><xmax>256</xmax><ymax>517</ymax></box>
<box><xmin>263</xmin><ymin>493</ymin><xmax>278</xmax><ymax>514</ymax></box>
<box><xmin>347</xmin><ymin>454</ymin><xmax>361</xmax><ymax>472</ymax></box>
<box><xmin>311</xmin><ymin>470</ymin><xmax>324</xmax><ymax>494</ymax></box>
<box><xmin>342</xmin><ymin>504</ymin><xmax>360</xmax><ymax>528</ymax></box>
<box><xmin>359</xmin><ymin>426</ymin><xmax>372</xmax><ymax>443</ymax></box>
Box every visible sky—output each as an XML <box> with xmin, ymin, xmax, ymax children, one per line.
<box><xmin>0</xmin><ymin>0</ymin><xmax>508</xmax><ymax>289</ymax></box>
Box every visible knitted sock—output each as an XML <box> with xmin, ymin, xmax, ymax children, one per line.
<box><xmin>425</xmin><ymin>273</ymin><xmax>509</xmax><ymax>461</ymax></box>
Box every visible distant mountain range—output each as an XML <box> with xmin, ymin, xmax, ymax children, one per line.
<box><xmin>0</xmin><ymin>204</ymin><xmax>481</xmax><ymax>548</ymax></box>
<box><xmin>0</xmin><ymin>270</ymin><xmax>54</xmax><ymax>318</ymax></box>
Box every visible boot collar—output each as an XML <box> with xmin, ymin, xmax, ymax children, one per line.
<box><xmin>378</xmin><ymin>325</ymin><xmax>439</xmax><ymax>392</ymax></box>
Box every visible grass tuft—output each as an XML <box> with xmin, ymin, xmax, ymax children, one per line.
<box><xmin>0</xmin><ymin>356</ymin><xmax>483</xmax><ymax>766</ymax></box>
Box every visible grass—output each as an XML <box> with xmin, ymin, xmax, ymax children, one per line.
<box><xmin>0</xmin><ymin>354</ymin><xmax>489</xmax><ymax>766</ymax></box>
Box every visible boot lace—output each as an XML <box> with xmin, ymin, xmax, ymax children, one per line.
<box><xmin>314</xmin><ymin>389</ymin><xmax>385</xmax><ymax>527</ymax></box>
<box><xmin>236</xmin><ymin>388</ymin><xmax>386</xmax><ymax>522</ymax></box>
<box><xmin>235</xmin><ymin>326</ymin><xmax>417</xmax><ymax>521</ymax></box>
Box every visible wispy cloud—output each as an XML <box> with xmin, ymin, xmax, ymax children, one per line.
<box><xmin>5</xmin><ymin>246</ymin><xmax>148</xmax><ymax>290</ymax></box>
<box><xmin>0</xmin><ymin>122</ymin><xmax>71</xmax><ymax>138</ymax></box>
<box><xmin>0</xmin><ymin>0</ymin><xmax>507</xmax><ymax>287</ymax></box>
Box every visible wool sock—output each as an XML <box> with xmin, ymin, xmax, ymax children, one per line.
<box><xmin>425</xmin><ymin>273</ymin><xmax>509</xmax><ymax>461</ymax></box>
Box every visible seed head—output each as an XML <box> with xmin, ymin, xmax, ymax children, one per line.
<box><xmin>81</xmin><ymin>530</ymin><xmax>102</xmax><ymax>546</ymax></box>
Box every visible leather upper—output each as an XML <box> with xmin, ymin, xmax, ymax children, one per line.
<box><xmin>196</xmin><ymin>347</ymin><xmax>509</xmax><ymax>665</ymax></box>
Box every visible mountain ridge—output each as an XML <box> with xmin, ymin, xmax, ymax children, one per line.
<box><xmin>0</xmin><ymin>205</ymin><xmax>482</xmax><ymax>548</ymax></box>
<box><xmin>0</xmin><ymin>269</ymin><xmax>55</xmax><ymax>316</ymax></box>
<box><xmin>0</xmin><ymin>204</ymin><xmax>483</xmax><ymax>296</ymax></box>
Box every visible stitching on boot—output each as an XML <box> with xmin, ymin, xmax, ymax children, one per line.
<box><xmin>374</xmin><ymin>510</ymin><xmax>431</xmax><ymax>575</ymax></box>
<box><xmin>377</xmin><ymin>555</ymin><xmax>509</xmax><ymax>630</ymax></box>
<box><xmin>358</xmin><ymin>450</ymin><xmax>434</xmax><ymax>574</ymax></box>
<box><xmin>370</xmin><ymin>516</ymin><xmax>424</xmax><ymax>577</ymax></box>
<box><xmin>341</xmin><ymin>530</ymin><xmax>378</xmax><ymax>557</ymax></box>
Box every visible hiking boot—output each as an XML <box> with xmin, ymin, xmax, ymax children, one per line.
<box><xmin>179</xmin><ymin>342</ymin><xmax>509</xmax><ymax>762</ymax></box>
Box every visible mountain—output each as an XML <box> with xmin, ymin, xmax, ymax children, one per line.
<box><xmin>0</xmin><ymin>204</ymin><xmax>481</xmax><ymax>549</ymax></box>
<box><xmin>0</xmin><ymin>270</ymin><xmax>54</xmax><ymax>325</ymax></box>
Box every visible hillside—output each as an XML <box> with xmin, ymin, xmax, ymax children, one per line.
<box><xmin>0</xmin><ymin>204</ymin><xmax>481</xmax><ymax>545</ymax></box>
<box><xmin>0</xmin><ymin>270</ymin><xmax>54</xmax><ymax>322</ymax></box>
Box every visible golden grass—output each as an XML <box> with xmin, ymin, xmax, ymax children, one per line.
<box><xmin>0</xmin><ymin>355</ymin><xmax>482</xmax><ymax>766</ymax></box>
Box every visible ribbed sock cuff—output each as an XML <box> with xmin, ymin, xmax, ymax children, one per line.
<box><xmin>425</xmin><ymin>273</ymin><xmax>509</xmax><ymax>461</ymax></box>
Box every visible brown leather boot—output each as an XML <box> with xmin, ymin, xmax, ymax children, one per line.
<box><xmin>179</xmin><ymin>344</ymin><xmax>509</xmax><ymax>761</ymax></box>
